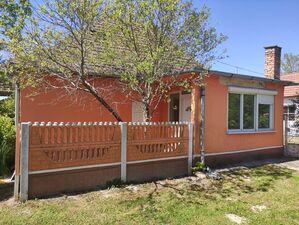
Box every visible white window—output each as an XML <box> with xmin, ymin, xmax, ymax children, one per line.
<box><xmin>228</xmin><ymin>87</ymin><xmax>276</xmax><ymax>132</ymax></box>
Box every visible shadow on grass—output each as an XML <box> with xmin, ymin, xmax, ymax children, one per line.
<box><xmin>0</xmin><ymin>182</ymin><xmax>14</xmax><ymax>202</ymax></box>
<box><xmin>212</xmin><ymin>165</ymin><xmax>293</xmax><ymax>197</ymax></box>
<box><xmin>121</xmin><ymin>164</ymin><xmax>294</xmax><ymax>211</ymax></box>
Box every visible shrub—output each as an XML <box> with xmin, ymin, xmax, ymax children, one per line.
<box><xmin>0</xmin><ymin>115</ymin><xmax>15</xmax><ymax>177</ymax></box>
<box><xmin>0</xmin><ymin>96</ymin><xmax>15</xmax><ymax>119</ymax></box>
<box><xmin>192</xmin><ymin>161</ymin><xmax>206</xmax><ymax>173</ymax></box>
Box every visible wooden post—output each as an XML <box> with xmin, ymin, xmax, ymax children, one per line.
<box><xmin>191</xmin><ymin>85</ymin><xmax>201</xmax><ymax>156</ymax></box>
<box><xmin>20</xmin><ymin>122</ymin><xmax>30</xmax><ymax>202</ymax></box>
<box><xmin>120</xmin><ymin>122</ymin><xmax>127</xmax><ymax>182</ymax></box>
<box><xmin>188</xmin><ymin>123</ymin><xmax>193</xmax><ymax>175</ymax></box>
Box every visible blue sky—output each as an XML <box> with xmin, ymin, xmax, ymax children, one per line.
<box><xmin>195</xmin><ymin>0</ymin><xmax>299</xmax><ymax>77</ymax></box>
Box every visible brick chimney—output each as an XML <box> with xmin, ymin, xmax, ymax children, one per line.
<box><xmin>264</xmin><ymin>45</ymin><xmax>281</xmax><ymax>79</ymax></box>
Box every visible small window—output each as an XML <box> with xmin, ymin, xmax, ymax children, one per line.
<box><xmin>228</xmin><ymin>93</ymin><xmax>240</xmax><ymax>129</ymax></box>
<box><xmin>258</xmin><ymin>104</ymin><xmax>270</xmax><ymax>129</ymax></box>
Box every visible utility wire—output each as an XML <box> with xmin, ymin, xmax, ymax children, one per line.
<box><xmin>216</xmin><ymin>60</ymin><xmax>264</xmax><ymax>76</ymax></box>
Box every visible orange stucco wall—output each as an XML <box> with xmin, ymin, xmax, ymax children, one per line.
<box><xmin>19</xmin><ymin>73</ymin><xmax>284</xmax><ymax>153</ymax></box>
<box><xmin>20</xmin><ymin>87</ymin><xmax>131</xmax><ymax>122</ymax></box>
<box><xmin>203</xmin><ymin>74</ymin><xmax>284</xmax><ymax>153</ymax></box>
<box><xmin>19</xmin><ymin>77</ymin><xmax>167</xmax><ymax>123</ymax></box>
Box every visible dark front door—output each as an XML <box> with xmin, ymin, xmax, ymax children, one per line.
<box><xmin>169</xmin><ymin>93</ymin><xmax>180</xmax><ymax>122</ymax></box>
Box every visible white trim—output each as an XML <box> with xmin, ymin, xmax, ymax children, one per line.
<box><xmin>168</xmin><ymin>92</ymin><xmax>181</xmax><ymax>121</ymax></box>
<box><xmin>28</xmin><ymin>162</ymin><xmax>121</xmax><ymax>175</ymax></box>
<box><xmin>255</xmin><ymin>95</ymin><xmax>259</xmax><ymax>130</ymax></box>
<box><xmin>228</xmin><ymin>92</ymin><xmax>275</xmax><ymax>132</ymax></box>
<box><xmin>227</xmin><ymin>130</ymin><xmax>276</xmax><ymax>134</ymax></box>
<box><xmin>228</xmin><ymin>86</ymin><xmax>278</xmax><ymax>95</ymax></box>
<box><xmin>188</xmin><ymin>123</ymin><xmax>193</xmax><ymax>175</ymax></box>
<box><xmin>127</xmin><ymin>155</ymin><xmax>188</xmax><ymax>165</ymax></box>
<box><xmin>193</xmin><ymin>145</ymin><xmax>283</xmax><ymax>157</ymax></box>
<box><xmin>240</xmin><ymin>94</ymin><xmax>244</xmax><ymax>130</ymax></box>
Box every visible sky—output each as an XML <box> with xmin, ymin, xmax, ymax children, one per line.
<box><xmin>195</xmin><ymin>0</ymin><xmax>299</xmax><ymax>77</ymax></box>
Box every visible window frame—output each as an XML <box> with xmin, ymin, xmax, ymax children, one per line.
<box><xmin>227</xmin><ymin>87</ymin><xmax>276</xmax><ymax>133</ymax></box>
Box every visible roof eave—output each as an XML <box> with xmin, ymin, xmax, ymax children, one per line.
<box><xmin>206</xmin><ymin>70</ymin><xmax>298</xmax><ymax>86</ymax></box>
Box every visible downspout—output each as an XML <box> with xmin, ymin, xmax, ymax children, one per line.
<box><xmin>200</xmin><ymin>87</ymin><xmax>205</xmax><ymax>164</ymax></box>
<box><xmin>13</xmin><ymin>82</ymin><xmax>20</xmax><ymax>198</ymax></box>
<box><xmin>15</xmin><ymin>82</ymin><xmax>20</xmax><ymax>125</ymax></box>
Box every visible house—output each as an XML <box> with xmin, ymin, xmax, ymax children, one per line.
<box><xmin>16</xmin><ymin>45</ymin><xmax>294</xmax><ymax>167</ymax></box>
<box><xmin>281</xmin><ymin>72</ymin><xmax>299</xmax><ymax>134</ymax></box>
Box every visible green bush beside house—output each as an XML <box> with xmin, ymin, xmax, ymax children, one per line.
<box><xmin>0</xmin><ymin>96</ymin><xmax>15</xmax><ymax>177</ymax></box>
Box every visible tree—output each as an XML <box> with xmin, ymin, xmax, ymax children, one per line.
<box><xmin>282</xmin><ymin>53</ymin><xmax>299</xmax><ymax>74</ymax></box>
<box><xmin>103</xmin><ymin>0</ymin><xmax>226</xmax><ymax>121</ymax></box>
<box><xmin>6</xmin><ymin>0</ymin><xmax>225</xmax><ymax>122</ymax></box>
<box><xmin>0</xmin><ymin>61</ymin><xmax>15</xmax><ymax>177</ymax></box>
<box><xmin>6</xmin><ymin>0</ymin><xmax>125</xmax><ymax>121</ymax></box>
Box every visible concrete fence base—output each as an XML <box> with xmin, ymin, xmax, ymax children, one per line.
<box><xmin>284</xmin><ymin>144</ymin><xmax>299</xmax><ymax>158</ymax></box>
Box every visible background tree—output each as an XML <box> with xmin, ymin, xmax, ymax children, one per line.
<box><xmin>282</xmin><ymin>53</ymin><xmax>299</xmax><ymax>74</ymax></box>
<box><xmin>104</xmin><ymin>0</ymin><xmax>226</xmax><ymax>121</ymax></box>
<box><xmin>0</xmin><ymin>61</ymin><xmax>15</xmax><ymax>177</ymax></box>
<box><xmin>0</xmin><ymin>0</ymin><xmax>31</xmax><ymax>176</ymax></box>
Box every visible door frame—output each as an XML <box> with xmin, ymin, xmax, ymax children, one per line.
<box><xmin>180</xmin><ymin>91</ymin><xmax>191</xmax><ymax>122</ymax></box>
<box><xmin>168</xmin><ymin>91</ymin><xmax>191</xmax><ymax>122</ymax></box>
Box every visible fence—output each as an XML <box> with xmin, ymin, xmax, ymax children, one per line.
<box><xmin>15</xmin><ymin>121</ymin><xmax>193</xmax><ymax>201</ymax></box>
<box><xmin>284</xmin><ymin>116</ymin><xmax>299</xmax><ymax>158</ymax></box>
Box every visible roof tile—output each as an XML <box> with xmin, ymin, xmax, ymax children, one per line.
<box><xmin>281</xmin><ymin>73</ymin><xmax>299</xmax><ymax>97</ymax></box>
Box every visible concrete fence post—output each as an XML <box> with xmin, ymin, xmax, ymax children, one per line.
<box><xmin>120</xmin><ymin>122</ymin><xmax>127</xmax><ymax>182</ymax></box>
<box><xmin>284</xmin><ymin>115</ymin><xmax>289</xmax><ymax>155</ymax></box>
<box><xmin>188</xmin><ymin>123</ymin><xmax>193</xmax><ymax>175</ymax></box>
<box><xmin>20</xmin><ymin>122</ymin><xmax>30</xmax><ymax>202</ymax></box>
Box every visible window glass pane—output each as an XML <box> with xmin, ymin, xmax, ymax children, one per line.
<box><xmin>283</xmin><ymin>106</ymin><xmax>288</xmax><ymax>114</ymax></box>
<box><xmin>258</xmin><ymin>104</ymin><xmax>270</xmax><ymax>129</ymax></box>
<box><xmin>228</xmin><ymin>93</ymin><xmax>240</xmax><ymax>129</ymax></box>
<box><xmin>289</xmin><ymin>105</ymin><xmax>296</xmax><ymax>114</ymax></box>
<box><xmin>243</xmin><ymin>95</ymin><xmax>255</xmax><ymax>129</ymax></box>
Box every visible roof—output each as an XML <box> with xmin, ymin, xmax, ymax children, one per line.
<box><xmin>204</xmin><ymin>70</ymin><xmax>296</xmax><ymax>86</ymax></box>
<box><xmin>281</xmin><ymin>72</ymin><xmax>299</xmax><ymax>97</ymax></box>
<box><xmin>85</xmin><ymin>20</ymin><xmax>202</xmax><ymax>77</ymax></box>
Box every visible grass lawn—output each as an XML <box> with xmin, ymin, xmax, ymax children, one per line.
<box><xmin>0</xmin><ymin>165</ymin><xmax>299</xmax><ymax>225</ymax></box>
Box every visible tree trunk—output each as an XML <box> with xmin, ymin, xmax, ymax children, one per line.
<box><xmin>81</xmin><ymin>80</ymin><xmax>123</xmax><ymax>122</ymax></box>
<box><xmin>142</xmin><ymin>102</ymin><xmax>151</xmax><ymax>122</ymax></box>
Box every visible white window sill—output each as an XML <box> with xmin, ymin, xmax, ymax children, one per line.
<box><xmin>227</xmin><ymin>130</ymin><xmax>276</xmax><ymax>134</ymax></box>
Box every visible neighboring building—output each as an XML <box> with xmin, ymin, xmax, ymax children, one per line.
<box><xmin>17</xmin><ymin>46</ymin><xmax>295</xmax><ymax>166</ymax></box>
<box><xmin>281</xmin><ymin>72</ymin><xmax>299</xmax><ymax>134</ymax></box>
